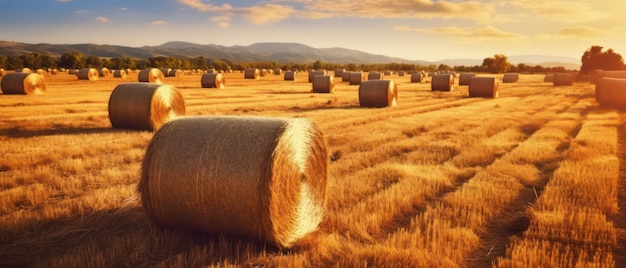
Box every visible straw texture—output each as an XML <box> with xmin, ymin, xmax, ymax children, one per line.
<box><xmin>138</xmin><ymin>68</ymin><xmax>165</xmax><ymax>84</ymax></box>
<box><xmin>244</xmin><ymin>68</ymin><xmax>260</xmax><ymax>80</ymax></box>
<box><xmin>502</xmin><ymin>73</ymin><xmax>519</xmax><ymax>83</ymax></box>
<box><xmin>308</xmin><ymin>71</ymin><xmax>326</xmax><ymax>83</ymax></box>
<box><xmin>349</xmin><ymin>72</ymin><xmax>365</xmax><ymax>85</ymax></box>
<box><xmin>108</xmin><ymin>83</ymin><xmax>186</xmax><ymax>131</ymax></box>
<box><xmin>553</xmin><ymin>73</ymin><xmax>576</xmax><ymax>86</ymax></box>
<box><xmin>284</xmin><ymin>71</ymin><xmax>297</xmax><ymax>81</ymax></box>
<box><xmin>334</xmin><ymin>69</ymin><xmax>344</xmax><ymax>78</ymax></box>
<box><xmin>138</xmin><ymin>115</ymin><xmax>329</xmax><ymax>249</ymax></box>
<box><xmin>468</xmin><ymin>77</ymin><xmax>498</xmax><ymax>98</ymax></box>
<box><xmin>431</xmin><ymin>74</ymin><xmax>454</xmax><ymax>91</ymax></box>
<box><xmin>201</xmin><ymin>73</ymin><xmax>225</xmax><ymax>89</ymax></box>
<box><xmin>367</xmin><ymin>72</ymin><xmax>383</xmax><ymax>80</ymax></box>
<box><xmin>358</xmin><ymin>80</ymin><xmax>398</xmax><ymax>108</ymax></box>
<box><xmin>458</xmin><ymin>73</ymin><xmax>476</xmax><ymax>86</ymax></box>
<box><xmin>0</xmin><ymin>72</ymin><xmax>47</xmax><ymax>95</ymax></box>
<box><xmin>77</xmin><ymin>68</ymin><xmax>99</xmax><ymax>81</ymax></box>
<box><xmin>595</xmin><ymin>77</ymin><xmax>626</xmax><ymax>109</ymax></box>
<box><xmin>312</xmin><ymin>75</ymin><xmax>334</xmax><ymax>93</ymax></box>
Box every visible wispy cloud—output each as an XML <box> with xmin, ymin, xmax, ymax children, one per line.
<box><xmin>119</xmin><ymin>7</ymin><xmax>129</xmax><ymax>11</ymax></box>
<box><xmin>74</xmin><ymin>10</ymin><xmax>89</xmax><ymax>14</ymax></box>
<box><xmin>241</xmin><ymin>4</ymin><xmax>294</xmax><ymax>24</ymax></box>
<box><xmin>508</xmin><ymin>0</ymin><xmax>607</xmax><ymax>22</ymax></box>
<box><xmin>211</xmin><ymin>16</ymin><xmax>231</xmax><ymax>28</ymax></box>
<box><xmin>95</xmin><ymin>16</ymin><xmax>110</xmax><ymax>23</ymax></box>
<box><xmin>558</xmin><ymin>26</ymin><xmax>605</xmax><ymax>38</ymax></box>
<box><xmin>151</xmin><ymin>20</ymin><xmax>168</xmax><ymax>26</ymax></box>
<box><xmin>396</xmin><ymin>25</ymin><xmax>523</xmax><ymax>41</ymax></box>
<box><xmin>177</xmin><ymin>0</ymin><xmax>232</xmax><ymax>12</ymax></box>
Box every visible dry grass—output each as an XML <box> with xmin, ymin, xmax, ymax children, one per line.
<box><xmin>0</xmin><ymin>71</ymin><xmax>623</xmax><ymax>267</ymax></box>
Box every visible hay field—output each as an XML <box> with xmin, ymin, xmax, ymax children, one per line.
<box><xmin>1</xmin><ymin>70</ymin><xmax>625</xmax><ymax>267</ymax></box>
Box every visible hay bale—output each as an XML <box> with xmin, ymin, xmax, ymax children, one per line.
<box><xmin>244</xmin><ymin>68</ymin><xmax>260</xmax><ymax>80</ymax></box>
<box><xmin>160</xmin><ymin>68</ymin><xmax>172</xmax><ymax>77</ymax></box>
<box><xmin>77</xmin><ymin>68</ymin><xmax>99</xmax><ymax>81</ymax></box>
<box><xmin>284</xmin><ymin>71</ymin><xmax>297</xmax><ymax>81</ymax></box>
<box><xmin>36</xmin><ymin>69</ymin><xmax>46</xmax><ymax>77</ymax></box>
<box><xmin>398</xmin><ymin>71</ymin><xmax>405</xmax><ymax>76</ymax></box>
<box><xmin>502</xmin><ymin>73</ymin><xmax>519</xmax><ymax>83</ymax></box>
<box><xmin>260</xmin><ymin>69</ymin><xmax>268</xmax><ymax>77</ymax></box>
<box><xmin>1</xmin><ymin>72</ymin><xmax>47</xmax><ymax>95</ymax></box>
<box><xmin>308</xmin><ymin>70</ymin><xmax>326</xmax><ymax>83</ymax></box>
<box><xmin>108</xmin><ymin>83</ymin><xmax>185</xmax><ymax>131</ymax></box>
<box><xmin>468</xmin><ymin>77</ymin><xmax>498</xmax><ymax>98</ymax></box>
<box><xmin>358</xmin><ymin>79</ymin><xmax>397</xmax><ymax>108</ymax></box>
<box><xmin>544</xmin><ymin>74</ymin><xmax>554</xmax><ymax>82</ymax></box>
<box><xmin>201</xmin><ymin>73</ymin><xmax>225</xmax><ymax>89</ymax></box>
<box><xmin>603</xmin><ymin>70</ymin><xmax>626</xmax><ymax>79</ymax></box>
<box><xmin>458</xmin><ymin>73</ymin><xmax>475</xmax><ymax>86</ymax></box>
<box><xmin>431</xmin><ymin>74</ymin><xmax>454</xmax><ymax>91</ymax></box>
<box><xmin>207</xmin><ymin>68</ymin><xmax>216</xmax><ymax>73</ymax></box>
<box><xmin>138</xmin><ymin>68</ymin><xmax>165</xmax><ymax>84</ymax></box>
<box><xmin>168</xmin><ymin>69</ymin><xmax>183</xmax><ymax>78</ymax></box>
<box><xmin>274</xmin><ymin>69</ymin><xmax>283</xmax><ymax>75</ymax></box>
<box><xmin>349</xmin><ymin>72</ymin><xmax>365</xmax><ymax>85</ymax></box>
<box><xmin>410</xmin><ymin>73</ymin><xmax>423</xmax><ymax>83</ymax></box>
<box><xmin>15</xmin><ymin>68</ymin><xmax>33</xmax><ymax>73</ymax></box>
<box><xmin>383</xmin><ymin>70</ymin><xmax>391</xmax><ymax>76</ymax></box>
<box><xmin>0</xmin><ymin>68</ymin><xmax>5</xmax><ymax>77</ymax></box>
<box><xmin>341</xmin><ymin>71</ymin><xmax>351</xmax><ymax>82</ymax></box>
<box><xmin>595</xmin><ymin>77</ymin><xmax>626</xmax><ymax>109</ymax></box>
<box><xmin>113</xmin><ymin>70</ymin><xmax>127</xmax><ymax>79</ymax></box>
<box><xmin>99</xmin><ymin>67</ymin><xmax>110</xmax><ymax>77</ymax></box>
<box><xmin>138</xmin><ymin>115</ymin><xmax>328</xmax><ymax>249</ymax></box>
<box><xmin>312</xmin><ymin>75</ymin><xmax>334</xmax><ymax>93</ymax></box>
<box><xmin>68</xmin><ymin>69</ymin><xmax>79</xmax><ymax>75</ymax></box>
<box><xmin>367</xmin><ymin>71</ymin><xmax>383</xmax><ymax>80</ymax></box>
<box><xmin>334</xmin><ymin>69</ymin><xmax>344</xmax><ymax>78</ymax></box>
<box><xmin>553</xmin><ymin>73</ymin><xmax>576</xmax><ymax>86</ymax></box>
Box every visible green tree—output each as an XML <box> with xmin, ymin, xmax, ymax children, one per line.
<box><xmin>482</xmin><ymin>54</ymin><xmax>510</xmax><ymax>73</ymax></box>
<box><xmin>59</xmin><ymin>51</ymin><xmax>84</xmax><ymax>69</ymax></box>
<box><xmin>580</xmin><ymin>45</ymin><xmax>624</xmax><ymax>74</ymax></box>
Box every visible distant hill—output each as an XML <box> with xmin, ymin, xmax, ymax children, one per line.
<box><xmin>0</xmin><ymin>40</ymin><xmax>580</xmax><ymax>69</ymax></box>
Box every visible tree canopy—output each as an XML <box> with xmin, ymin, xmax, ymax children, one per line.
<box><xmin>481</xmin><ymin>54</ymin><xmax>510</xmax><ymax>73</ymax></box>
<box><xmin>580</xmin><ymin>45</ymin><xmax>624</xmax><ymax>74</ymax></box>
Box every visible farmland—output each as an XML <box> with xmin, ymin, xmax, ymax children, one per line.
<box><xmin>0</xmin><ymin>70</ymin><xmax>624</xmax><ymax>267</ymax></box>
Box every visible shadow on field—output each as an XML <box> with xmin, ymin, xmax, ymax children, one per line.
<box><xmin>0</xmin><ymin>126</ymin><xmax>131</xmax><ymax>138</ymax></box>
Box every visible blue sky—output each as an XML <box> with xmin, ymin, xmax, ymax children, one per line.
<box><xmin>0</xmin><ymin>0</ymin><xmax>624</xmax><ymax>62</ymax></box>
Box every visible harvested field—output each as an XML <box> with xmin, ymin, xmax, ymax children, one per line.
<box><xmin>0</xmin><ymin>71</ymin><xmax>624</xmax><ymax>267</ymax></box>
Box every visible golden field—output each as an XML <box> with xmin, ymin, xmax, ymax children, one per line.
<box><xmin>0</xmin><ymin>70</ymin><xmax>625</xmax><ymax>267</ymax></box>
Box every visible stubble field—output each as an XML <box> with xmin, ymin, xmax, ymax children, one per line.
<box><xmin>0</xmin><ymin>70</ymin><xmax>625</xmax><ymax>267</ymax></box>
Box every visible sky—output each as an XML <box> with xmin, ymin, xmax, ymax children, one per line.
<box><xmin>0</xmin><ymin>0</ymin><xmax>625</xmax><ymax>62</ymax></box>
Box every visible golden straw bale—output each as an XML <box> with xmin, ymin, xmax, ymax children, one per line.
<box><xmin>544</xmin><ymin>74</ymin><xmax>554</xmax><ymax>83</ymax></box>
<box><xmin>358</xmin><ymin>79</ymin><xmax>397</xmax><ymax>108</ymax></box>
<box><xmin>603</xmin><ymin>70</ymin><xmax>626</xmax><ymax>79</ymax></box>
<box><xmin>312</xmin><ymin>75</ymin><xmax>334</xmax><ymax>93</ymax></box>
<box><xmin>349</xmin><ymin>71</ymin><xmax>365</xmax><ymax>85</ymax></box>
<box><xmin>431</xmin><ymin>74</ymin><xmax>454</xmax><ymax>91</ymax></box>
<box><xmin>138</xmin><ymin>116</ymin><xmax>329</xmax><ymax>249</ymax></box>
<box><xmin>160</xmin><ymin>68</ymin><xmax>172</xmax><ymax>77</ymax></box>
<box><xmin>201</xmin><ymin>73</ymin><xmax>225</xmax><ymax>89</ymax></box>
<box><xmin>0</xmin><ymin>72</ymin><xmax>47</xmax><ymax>95</ymax></box>
<box><xmin>334</xmin><ymin>69</ymin><xmax>344</xmax><ymax>78</ymax></box>
<box><xmin>207</xmin><ymin>68</ymin><xmax>216</xmax><ymax>73</ymax></box>
<box><xmin>168</xmin><ymin>69</ymin><xmax>183</xmax><ymax>77</ymax></box>
<box><xmin>458</xmin><ymin>73</ymin><xmax>475</xmax><ymax>86</ymax></box>
<box><xmin>68</xmin><ymin>69</ymin><xmax>79</xmax><ymax>75</ymax></box>
<box><xmin>108</xmin><ymin>83</ymin><xmax>185</xmax><ymax>131</ymax></box>
<box><xmin>138</xmin><ymin>68</ymin><xmax>165</xmax><ymax>84</ymax></box>
<box><xmin>99</xmin><ymin>67</ymin><xmax>110</xmax><ymax>77</ymax></box>
<box><xmin>468</xmin><ymin>77</ymin><xmax>499</xmax><ymax>98</ymax></box>
<box><xmin>383</xmin><ymin>70</ymin><xmax>391</xmax><ymax>76</ymax></box>
<box><xmin>410</xmin><ymin>73</ymin><xmax>423</xmax><ymax>83</ymax></box>
<box><xmin>16</xmin><ymin>68</ymin><xmax>32</xmax><ymax>73</ymax></box>
<box><xmin>502</xmin><ymin>73</ymin><xmax>519</xmax><ymax>83</ymax></box>
<box><xmin>77</xmin><ymin>68</ymin><xmax>99</xmax><ymax>81</ymax></box>
<box><xmin>274</xmin><ymin>68</ymin><xmax>283</xmax><ymax>75</ymax></box>
<box><xmin>244</xmin><ymin>68</ymin><xmax>260</xmax><ymax>80</ymax></box>
<box><xmin>36</xmin><ymin>69</ymin><xmax>46</xmax><ymax>77</ymax></box>
<box><xmin>553</xmin><ymin>73</ymin><xmax>576</xmax><ymax>86</ymax></box>
<box><xmin>367</xmin><ymin>71</ymin><xmax>383</xmax><ymax>80</ymax></box>
<box><xmin>595</xmin><ymin>77</ymin><xmax>626</xmax><ymax>109</ymax></box>
<box><xmin>0</xmin><ymin>68</ymin><xmax>6</xmax><ymax>76</ymax></box>
<box><xmin>398</xmin><ymin>71</ymin><xmax>405</xmax><ymax>76</ymax></box>
<box><xmin>308</xmin><ymin>70</ymin><xmax>326</xmax><ymax>83</ymax></box>
<box><xmin>341</xmin><ymin>71</ymin><xmax>351</xmax><ymax>82</ymax></box>
<box><xmin>260</xmin><ymin>69</ymin><xmax>268</xmax><ymax>76</ymax></box>
<box><xmin>284</xmin><ymin>71</ymin><xmax>297</xmax><ymax>81</ymax></box>
<box><xmin>113</xmin><ymin>70</ymin><xmax>127</xmax><ymax>79</ymax></box>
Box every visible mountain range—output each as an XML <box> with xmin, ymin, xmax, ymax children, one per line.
<box><xmin>0</xmin><ymin>40</ymin><xmax>581</xmax><ymax>69</ymax></box>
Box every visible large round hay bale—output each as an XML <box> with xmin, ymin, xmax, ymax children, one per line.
<box><xmin>138</xmin><ymin>116</ymin><xmax>328</xmax><ymax>249</ymax></box>
<box><xmin>553</xmin><ymin>73</ymin><xmax>576</xmax><ymax>86</ymax></box>
<box><xmin>138</xmin><ymin>68</ymin><xmax>165</xmax><ymax>84</ymax></box>
<box><xmin>398</xmin><ymin>71</ymin><xmax>405</xmax><ymax>76</ymax></box>
<box><xmin>108</xmin><ymin>83</ymin><xmax>185</xmax><ymax>131</ymax></box>
<box><xmin>284</xmin><ymin>71</ymin><xmax>297</xmax><ymax>81</ymax></box>
<box><xmin>201</xmin><ymin>73</ymin><xmax>225</xmax><ymax>89</ymax></box>
<box><xmin>358</xmin><ymin>79</ymin><xmax>397</xmax><ymax>108</ymax></box>
<box><xmin>349</xmin><ymin>72</ymin><xmax>365</xmax><ymax>85</ymax></box>
<box><xmin>77</xmin><ymin>68</ymin><xmax>99</xmax><ymax>81</ymax></box>
<box><xmin>244</xmin><ymin>68</ymin><xmax>260</xmax><ymax>80</ymax></box>
<box><xmin>383</xmin><ymin>70</ymin><xmax>392</xmax><ymax>76</ymax></box>
<box><xmin>544</xmin><ymin>74</ymin><xmax>554</xmax><ymax>82</ymax></box>
<box><xmin>468</xmin><ymin>77</ymin><xmax>498</xmax><ymax>98</ymax></box>
<box><xmin>334</xmin><ymin>69</ymin><xmax>344</xmax><ymax>78</ymax></box>
<box><xmin>312</xmin><ymin>75</ymin><xmax>334</xmax><ymax>93</ymax></box>
<box><xmin>99</xmin><ymin>67</ymin><xmax>110</xmax><ymax>77</ymax></box>
<box><xmin>0</xmin><ymin>72</ymin><xmax>47</xmax><ymax>95</ymax></box>
<box><xmin>0</xmin><ymin>68</ymin><xmax>6</xmax><ymax>76</ymax></box>
<box><xmin>502</xmin><ymin>73</ymin><xmax>519</xmax><ymax>83</ymax></box>
<box><xmin>113</xmin><ymin>69</ymin><xmax>127</xmax><ymax>79</ymax></box>
<box><xmin>308</xmin><ymin>70</ymin><xmax>326</xmax><ymax>83</ymax></box>
<box><xmin>431</xmin><ymin>74</ymin><xmax>454</xmax><ymax>91</ymax></box>
<box><xmin>15</xmin><ymin>68</ymin><xmax>33</xmax><ymax>73</ymax></box>
<box><xmin>160</xmin><ymin>68</ymin><xmax>172</xmax><ymax>77</ymax></box>
<box><xmin>260</xmin><ymin>69</ymin><xmax>268</xmax><ymax>77</ymax></box>
<box><xmin>458</xmin><ymin>73</ymin><xmax>475</xmax><ymax>86</ymax></box>
<box><xmin>341</xmin><ymin>71</ymin><xmax>351</xmax><ymax>82</ymax></box>
<box><xmin>274</xmin><ymin>68</ymin><xmax>283</xmax><ymax>75</ymax></box>
<box><xmin>410</xmin><ymin>72</ymin><xmax>423</xmax><ymax>83</ymax></box>
<box><xmin>168</xmin><ymin>69</ymin><xmax>183</xmax><ymax>78</ymax></box>
<box><xmin>367</xmin><ymin>71</ymin><xmax>383</xmax><ymax>80</ymax></box>
<box><xmin>36</xmin><ymin>69</ymin><xmax>46</xmax><ymax>77</ymax></box>
<box><xmin>595</xmin><ymin>77</ymin><xmax>626</xmax><ymax>109</ymax></box>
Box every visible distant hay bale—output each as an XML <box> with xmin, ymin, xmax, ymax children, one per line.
<box><xmin>553</xmin><ymin>73</ymin><xmax>576</xmax><ymax>86</ymax></box>
<box><xmin>468</xmin><ymin>77</ymin><xmax>498</xmax><ymax>98</ymax></box>
<box><xmin>458</xmin><ymin>73</ymin><xmax>476</xmax><ymax>86</ymax></box>
<box><xmin>244</xmin><ymin>68</ymin><xmax>260</xmax><ymax>80</ymax></box>
<box><xmin>108</xmin><ymin>83</ymin><xmax>185</xmax><ymax>131</ymax></box>
<box><xmin>138</xmin><ymin>115</ymin><xmax>329</xmax><ymax>249</ymax></box>
<box><xmin>207</xmin><ymin>68</ymin><xmax>216</xmax><ymax>73</ymax></box>
<box><xmin>68</xmin><ymin>69</ymin><xmax>79</xmax><ymax>75</ymax></box>
<box><xmin>359</xmin><ymin>80</ymin><xmax>397</xmax><ymax>108</ymax></box>
<box><xmin>544</xmin><ymin>74</ymin><xmax>554</xmax><ymax>82</ymax></box>
<box><xmin>341</xmin><ymin>71</ymin><xmax>351</xmax><ymax>82</ymax></box>
<box><xmin>502</xmin><ymin>73</ymin><xmax>519</xmax><ymax>83</ymax></box>
<box><xmin>201</xmin><ymin>73</ymin><xmax>225</xmax><ymax>89</ymax></box>
<box><xmin>77</xmin><ymin>68</ymin><xmax>99</xmax><ymax>81</ymax></box>
<box><xmin>99</xmin><ymin>67</ymin><xmax>110</xmax><ymax>77</ymax></box>
<box><xmin>334</xmin><ymin>69</ymin><xmax>344</xmax><ymax>78</ymax></box>
<box><xmin>138</xmin><ymin>68</ymin><xmax>165</xmax><ymax>84</ymax></box>
<box><xmin>349</xmin><ymin>72</ymin><xmax>365</xmax><ymax>85</ymax></box>
<box><xmin>428</xmin><ymin>72</ymin><xmax>437</xmax><ymax>77</ymax></box>
<box><xmin>595</xmin><ymin>77</ymin><xmax>626</xmax><ymax>109</ymax></box>
<box><xmin>0</xmin><ymin>72</ymin><xmax>47</xmax><ymax>95</ymax></box>
<box><xmin>410</xmin><ymin>73</ymin><xmax>424</xmax><ymax>83</ymax></box>
<box><xmin>16</xmin><ymin>68</ymin><xmax>33</xmax><ymax>73</ymax></box>
<box><xmin>0</xmin><ymin>68</ymin><xmax>5</xmax><ymax>76</ymax></box>
<box><xmin>284</xmin><ymin>71</ymin><xmax>297</xmax><ymax>81</ymax></box>
<box><xmin>367</xmin><ymin>71</ymin><xmax>383</xmax><ymax>80</ymax></box>
<box><xmin>113</xmin><ymin>70</ymin><xmax>127</xmax><ymax>79</ymax></box>
<box><xmin>383</xmin><ymin>70</ymin><xmax>391</xmax><ymax>76</ymax></box>
<box><xmin>308</xmin><ymin>70</ymin><xmax>326</xmax><ymax>82</ymax></box>
<box><xmin>160</xmin><ymin>68</ymin><xmax>172</xmax><ymax>77</ymax></box>
<box><xmin>168</xmin><ymin>69</ymin><xmax>183</xmax><ymax>78</ymax></box>
<box><xmin>431</xmin><ymin>74</ymin><xmax>454</xmax><ymax>91</ymax></box>
<box><xmin>312</xmin><ymin>75</ymin><xmax>334</xmax><ymax>93</ymax></box>
<box><xmin>398</xmin><ymin>71</ymin><xmax>405</xmax><ymax>76</ymax></box>
<box><xmin>36</xmin><ymin>69</ymin><xmax>46</xmax><ymax>77</ymax></box>
<box><xmin>260</xmin><ymin>69</ymin><xmax>268</xmax><ymax>77</ymax></box>
<box><xmin>274</xmin><ymin>68</ymin><xmax>283</xmax><ymax>75</ymax></box>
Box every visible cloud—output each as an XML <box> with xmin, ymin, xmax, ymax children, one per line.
<box><xmin>95</xmin><ymin>16</ymin><xmax>110</xmax><ymax>23</ymax></box>
<box><xmin>396</xmin><ymin>25</ymin><xmax>523</xmax><ymax>40</ymax></box>
<box><xmin>177</xmin><ymin>0</ymin><xmax>232</xmax><ymax>12</ymax></box>
<box><xmin>241</xmin><ymin>4</ymin><xmax>294</xmax><ymax>24</ymax></box>
<box><xmin>74</xmin><ymin>10</ymin><xmax>89</xmax><ymax>14</ymax></box>
<box><xmin>211</xmin><ymin>16</ymin><xmax>231</xmax><ymax>28</ymax></box>
<box><xmin>508</xmin><ymin>0</ymin><xmax>607</xmax><ymax>22</ymax></box>
<box><xmin>151</xmin><ymin>20</ymin><xmax>168</xmax><ymax>26</ymax></box>
<box><xmin>120</xmin><ymin>7</ymin><xmax>128</xmax><ymax>11</ymax></box>
<box><xmin>558</xmin><ymin>26</ymin><xmax>605</xmax><ymax>38</ymax></box>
